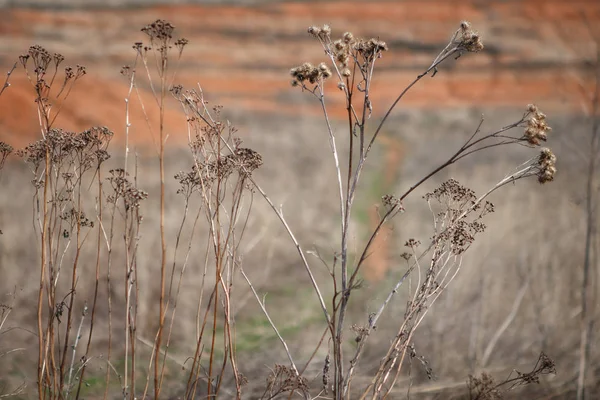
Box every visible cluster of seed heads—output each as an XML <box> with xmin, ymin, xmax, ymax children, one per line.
<box><xmin>16</xmin><ymin>127</ymin><xmax>112</xmax><ymax>170</ymax></box>
<box><xmin>382</xmin><ymin>194</ymin><xmax>403</xmax><ymax>210</ymax></box>
<box><xmin>295</xmin><ymin>24</ymin><xmax>387</xmax><ymax>88</ymax></box>
<box><xmin>424</xmin><ymin>178</ymin><xmax>476</xmax><ymax>207</ymax></box>
<box><xmin>290</xmin><ymin>62</ymin><xmax>332</xmax><ymax>86</ymax></box>
<box><xmin>468</xmin><ymin>352</ymin><xmax>555</xmax><ymax>396</ymax></box>
<box><xmin>142</xmin><ymin>19</ymin><xmax>175</xmax><ymax>42</ymax></box>
<box><xmin>138</xmin><ymin>19</ymin><xmax>188</xmax><ymax>56</ymax></box>
<box><xmin>0</xmin><ymin>142</ymin><xmax>12</xmax><ymax>170</ymax></box>
<box><xmin>467</xmin><ymin>372</ymin><xmax>501</xmax><ymax>398</ymax></box>
<box><xmin>455</xmin><ymin>21</ymin><xmax>484</xmax><ymax>52</ymax></box>
<box><xmin>524</xmin><ymin>104</ymin><xmax>552</xmax><ymax>146</ymax></box>
<box><xmin>425</xmin><ymin>179</ymin><xmax>492</xmax><ymax>255</ymax></box>
<box><xmin>265</xmin><ymin>364</ymin><xmax>308</xmax><ymax>394</ymax></box>
<box><xmin>107</xmin><ymin>169</ymin><xmax>148</xmax><ymax>212</ymax></box>
<box><xmin>176</xmin><ymin>147</ymin><xmax>263</xmax><ymax>194</ymax></box>
<box><xmin>536</xmin><ymin>147</ymin><xmax>557</xmax><ymax>184</ymax></box>
<box><xmin>19</xmin><ymin>46</ymin><xmax>85</xmax><ymax>85</ymax></box>
<box><xmin>60</xmin><ymin>208</ymin><xmax>94</xmax><ymax>229</ymax></box>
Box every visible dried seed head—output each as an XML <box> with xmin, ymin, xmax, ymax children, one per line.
<box><xmin>141</xmin><ymin>19</ymin><xmax>175</xmax><ymax>42</ymax></box>
<box><xmin>175</xmin><ymin>37</ymin><xmax>189</xmax><ymax>54</ymax></box>
<box><xmin>342</xmin><ymin>32</ymin><xmax>354</xmax><ymax>44</ymax></box>
<box><xmin>405</xmin><ymin>239</ymin><xmax>421</xmax><ymax>248</ymax></box>
<box><xmin>523</xmin><ymin>106</ymin><xmax>552</xmax><ymax>146</ymax></box>
<box><xmin>290</xmin><ymin>61</ymin><xmax>332</xmax><ymax>86</ymax></box>
<box><xmin>456</xmin><ymin>21</ymin><xmax>484</xmax><ymax>52</ymax></box>
<box><xmin>382</xmin><ymin>194</ymin><xmax>404</xmax><ymax>211</ymax></box>
<box><xmin>308</xmin><ymin>26</ymin><xmax>322</xmax><ymax>37</ymax></box>
<box><xmin>536</xmin><ymin>147</ymin><xmax>557</xmax><ymax>183</ymax></box>
<box><xmin>354</xmin><ymin>38</ymin><xmax>388</xmax><ymax>61</ymax></box>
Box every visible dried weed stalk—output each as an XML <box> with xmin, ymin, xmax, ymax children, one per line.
<box><xmin>282</xmin><ymin>22</ymin><xmax>556</xmax><ymax>399</ymax></box>
<box><xmin>171</xmin><ymin>83</ymin><xmax>262</xmax><ymax>399</ymax></box>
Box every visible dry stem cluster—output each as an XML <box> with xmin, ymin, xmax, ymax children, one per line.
<box><xmin>0</xmin><ymin>19</ymin><xmax>562</xmax><ymax>400</ymax></box>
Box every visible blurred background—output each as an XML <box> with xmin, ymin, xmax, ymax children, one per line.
<box><xmin>0</xmin><ymin>0</ymin><xmax>599</xmax><ymax>398</ymax></box>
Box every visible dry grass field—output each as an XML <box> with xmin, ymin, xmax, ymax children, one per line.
<box><xmin>0</xmin><ymin>1</ymin><xmax>599</xmax><ymax>399</ymax></box>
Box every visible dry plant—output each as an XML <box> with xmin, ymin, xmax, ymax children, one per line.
<box><xmin>466</xmin><ymin>352</ymin><xmax>556</xmax><ymax>400</ymax></box>
<box><xmin>262</xmin><ymin>22</ymin><xmax>556</xmax><ymax>399</ymax></box>
<box><xmin>0</xmin><ymin>18</ymin><xmax>563</xmax><ymax>400</ymax></box>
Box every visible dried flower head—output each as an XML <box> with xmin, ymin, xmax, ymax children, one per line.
<box><xmin>536</xmin><ymin>147</ymin><xmax>557</xmax><ymax>183</ymax></box>
<box><xmin>342</xmin><ymin>31</ymin><xmax>354</xmax><ymax>44</ymax></box>
<box><xmin>290</xmin><ymin>62</ymin><xmax>332</xmax><ymax>86</ymax></box>
<box><xmin>467</xmin><ymin>372</ymin><xmax>501</xmax><ymax>399</ymax></box>
<box><xmin>233</xmin><ymin>147</ymin><xmax>263</xmax><ymax>177</ymax></box>
<box><xmin>354</xmin><ymin>38</ymin><xmax>388</xmax><ymax>62</ymax></box>
<box><xmin>308</xmin><ymin>24</ymin><xmax>331</xmax><ymax>40</ymax></box>
<box><xmin>425</xmin><ymin>179</ymin><xmax>490</xmax><ymax>254</ymax></box>
<box><xmin>405</xmin><ymin>238</ymin><xmax>421</xmax><ymax>249</ymax></box>
<box><xmin>456</xmin><ymin>21</ymin><xmax>484</xmax><ymax>52</ymax></box>
<box><xmin>141</xmin><ymin>19</ymin><xmax>175</xmax><ymax>42</ymax></box>
<box><xmin>307</xmin><ymin>26</ymin><xmax>322</xmax><ymax>37</ymax></box>
<box><xmin>174</xmin><ymin>37</ymin><xmax>189</xmax><ymax>54</ymax></box>
<box><xmin>107</xmin><ymin>169</ymin><xmax>148</xmax><ymax>212</ymax></box>
<box><xmin>523</xmin><ymin>105</ymin><xmax>552</xmax><ymax>146</ymax></box>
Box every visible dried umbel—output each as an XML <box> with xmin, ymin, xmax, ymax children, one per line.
<box><xmin>60</xmin><ymin>208</ymin><xmax>94</xmax><ymax>230</ymax></box>
<box><xmin>139</xmin><ymin>19</ymin><xmax>188</xmax><ymax>57</ymax></box>
<box><xmin>17</xmin><ymin>127</ymin><xmax>112</xmax><ymax>171</ymax></box>
<box><xmin>467</xmin><ymin>372</ymin><xmax>501</xmax><ymax>399</ymax></box>
<box><xmin>233</xmin><ymin>147</ymin><xmax>263</xmax><ymax>177</ymax></box>
<box><xmin>107</xmin><ymin>169</ymin><xmax>148</xmax><ymax>211</ymax></box>
<box><xmin>176</xmin><ymin>147</ymin><xmax>263</xmax><ymax>195</ymax></box>
<box><xmin>424</xmin><ymin>178</ymin><xmax>476</xmax><ymax>208</ymax></box>
<box><xmin>141</xmin><ymin>19</ymin><xmax>175</xmax><ymax>43</ymax></box>
<box><xmin>264</xmin><ymin>364</ymin><xmax>309</xmax><ymax>396</ymax></box>
<box><xmin>425</xmin><ymin>179</ymin><xmax>493</xmax><ymax>255</ymax></box>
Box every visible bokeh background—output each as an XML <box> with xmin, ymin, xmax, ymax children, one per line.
<box><xmin>0</xmin><ymin>0</ymin><xmax>599</xmax><ymax>398</ymax></box>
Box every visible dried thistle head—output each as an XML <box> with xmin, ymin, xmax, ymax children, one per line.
<box><xmin>456</xmin><ymin>21</ymin><xmax>484</xmax><ymax>52</ymax></box>
<box><xmin>308</xmin><ymin>24</ymin><xmax>332</xmax><ymax>41</ymax></box>
<box><xmin>354</xmin><ymin>38</ymin><xmax>388</xmax><ymax>62</ymax></box>
<box><xmin>290</xmin><ymin>61</ymin><xmax>332</xmax><ymax>86</ymax></box>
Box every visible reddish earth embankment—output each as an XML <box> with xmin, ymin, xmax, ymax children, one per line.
<box><xmin>0</xmin><ymin>0</ymin><xmax>598</xmax><ymax>148</ymax></box>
